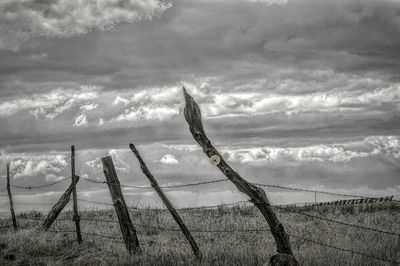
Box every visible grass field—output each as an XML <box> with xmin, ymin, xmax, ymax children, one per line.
<box><xmin>0</xmin><ymin>202</ymin><xmax>399</xmax><ymax>266</ymax></box>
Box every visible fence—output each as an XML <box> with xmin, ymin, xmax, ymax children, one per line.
<box><xmin>0</xmin><ymin>162</ymin><xmax>399</xmax><ymax>264</ymax></box>
<box><xmin>1</xmin><ymin>89</ymin><xmax>399</xmax><ymax>265</ymax></box>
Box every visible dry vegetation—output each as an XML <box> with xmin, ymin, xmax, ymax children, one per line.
<box><xmin>0</xmin><ymin>203</ymin><xmax>399</xmax><ymax>266</ymax></box>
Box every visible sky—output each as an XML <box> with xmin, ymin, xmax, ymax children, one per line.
<box><xmin>0</xmin><ymin>0</ymin><xmax>399</xmax><ymax>213</ymax></box>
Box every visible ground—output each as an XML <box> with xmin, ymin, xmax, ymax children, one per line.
<box><xmin>0</xmin><ymin>203</ymin><xmax>399</xmax><ymax>266</ymax></box>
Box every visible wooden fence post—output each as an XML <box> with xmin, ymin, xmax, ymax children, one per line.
<box><xmin>6</xmin><ymin>163</ymin><xmax>17</xmax><ymax>231</ymax></box>
<box><xmin>71</xmin><ymin>146</ymin><xmax>82</xmax><ymax>244</ymax></box>
<box><xmin>182</xmin><ymin>88</ymin><xmax>297</xmax><ymax>265</ymax></box>
<box><xmin>42</xmin><ymin>175</ymin><xmax>80</xmax><ymax>230</ymax></box>
<box><xmin>129</xmin><ymin>143</ymin><xmax>202</xmax><ymax>259</ymax></box>
<box><xmin>102</xmin><ymin>155</ymin><xmax>141</xmax><ymax>254</ymax></box>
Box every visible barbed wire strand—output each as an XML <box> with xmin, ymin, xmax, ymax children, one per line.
<box><xmin>47</xmin><ymin>229</ymin><xmax>123</xmax><ymax>241</ymax></box>
<box><xmin>48</xmin><ymin>222</ymin><xmax>400</xmax><ymax>264</ymax></box>
<box><xmin>80</xmin><ymin>176</ymin><xmax>399</xmax><ymax>203</ymax></box>
<box><xmin>0</xmin><ymin>224</ymin><xmax>13</xmax><ymax>229</ymax></box>
<box><xmin>81</xmin><ymin>176</ymin><xmax>229</xmax><ymax>189</ymax></box>
<box><xmin>3</xmin><ymin>213</ymin><xmax>398</xmax><ymax>264</ymax></box>
<box><xmin>273</xmin><ymin>205</ymin><xmax>400</xmax><ymax>237</ymax></box>
<box><xmin>14</xmin><ymin>202</ymin><xmax>57</xmax><ymax>206</ymax></box>
<box><xmin>288</xmin><ymin>233</ymin><xmax>399</xmax><ymax>264</ymax></box>
<box><xmin>76</xmin><ymin>198</ymin><xmax>398</xmax><ymax>236</ymax></box>
<box><xmin>10</xmin><ymin>177</ymin><xmax>70</xmax><ymax>190</ymax></box>
<box><xmin>77</xmin><ymin>198</ymin><xmax>250</xmax><ymax>211</ymax></box>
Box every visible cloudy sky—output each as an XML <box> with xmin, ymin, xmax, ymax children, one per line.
<box><xmin>0</xmin><ymin>0</ymin><xmax>399</xmax><ymax>213</ymax></box>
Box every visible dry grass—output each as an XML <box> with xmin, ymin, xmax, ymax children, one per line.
<box><xmin>0</xmin><ymin>202</ymin><xmax>399</xmax><ymax>266</ymax></box>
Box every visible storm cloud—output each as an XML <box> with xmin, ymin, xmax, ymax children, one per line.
<box><xmin>0</xmin><ymin>0</ymin><xmax>399</xmax><ymax>212</ymax></box>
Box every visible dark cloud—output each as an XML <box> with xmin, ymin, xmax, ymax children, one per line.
<box><xmin>0</xmin><ymin>0</ymin><xmax>400</xmax><ymax>209</ymax></box>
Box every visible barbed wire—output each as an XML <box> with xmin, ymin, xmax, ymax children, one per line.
<box><xmin>253</xmin><ymin>182</ymin><xmax>400</xmax><ymax>203</ymax></box>
<box><xmin>175</xmin><ymin>201</ymin><xmax>251</xmax><ymax>211</ymax></box>
<box><xmin>77</xmin><ymin>198</ymin><xmax>114</xmax><ymax>206</ymax></box>
<box><xmin>47</xmin><ymin>229</ymin><xmax>123</xmax><ymax>241</ymax></box>
<box><xmin>81</xmin><ymin>176</ymin><xmax>229</xmax><ymax>189</ymax></box>
<box><xmin>288</xmin><ymin>232</ymin><xmax>399</xmax><ymax>264</ymax></box>
<box><xmin>76</xmin><ymin>198</ymin><xmax>398</xmax><ymax>237</ymax></box>
<box><xmin>80</xmin><ymin>177</ymin><xmax>107</xmax><ymax>184</ymax></box>
<box><xmin>16</xmin><ymin>216</ymin><xmax>71</xmax><ymax>222</ymax></box>
<box><xmin>14</xmin><ymin>202</ymin><xmax>56</xmax><ymax>206</ymax></box>
<box><xmin>0</xmin><ymin>224</ymin><xmax>13</xmax><ymax>229</ymax></box>
<box><xmin>2</xmin><ymin>211</ymin><xmax>398</xmax><ymax>264</ymax></box>
<box><xmin>10</xmin><ymin>177</ymin><xmax>70</xmax><ymax>190</ymax></box>
<box><xmin>7</xmin><ymin>173</ymin><xmax>394</xmax><ymax>205</ymax></box>
<box><xmin>80</xmin><ymin>176</ymin><xmax>399</xmax><ymax>203</ymax></box>
<box><xmin>77</xmin><ymin>198</ymin><xmax>251</xmax><ymax>211</ymax></box>
<box><xmin>54</xmin><ymin>219</ymin><xmax>400</xmax><ymax>264</ymax></box>
<box><xmin>7</xmin><ymin>196</ymin><xmax>399</xmax><ymax>238</ymax></box>
<box><xmin>273</xmin><ymin>205</ymin><xmax>400</xmax><ymax>237</ymax></box>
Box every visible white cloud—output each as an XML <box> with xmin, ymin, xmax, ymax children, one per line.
<box><xmin>73</xmin><ymin>113</ymin><xmax>88</xmax><ymax>127</ymax></box>
<box><xmin>98</xmin><ymin>118</ymin><xmax>105</xmax><ymax>127</ymax></box>
<box><xmin>116</xmin><ymin>105</ymin><xmax>180</xmax><ymax>121</ymax></box>
<box><xmin>202</xmin><ymin>85</ymin><xmax>400</xmax><ymax>118</ymax></box>
<box><xmin>113</xmin><ymin>96</ymin><xmax>130</xmax><ymax>106</ymax></box>
<box><xmin>1</xmin><ymin>152</ymin><xmax>68</xmax><ymax>179</ymax></box>
<box><xmin>0</xmin><ymin>0</ymin><xmax>171</xmax><ymax>51</ymax></box>
<box><xmin>0</xmin><ymin>86</ymin><xmax>100</xmax><ymax>119</ymax></box>
<box><xmin>80</xmin><ymin>103</ymin><xmax>98</xmax><ymax>112</ymax></box>
<box><xmin>220</xmin><ymin>136</ymin><xmax>400</xmax><ymax>165</ymax></box>
<box><xmin>45</xmin><ymin>174</ymin><xmax>67</xmax><ymax>182</ymax></box>
<box><xmin>110</xmin><ymin>83</ymin><xmax>400</xmax><ymax>123</ymax></box>
<box><xmin>158</xmin><ymin>154</ymin><xmax>179</xmax><ymax>165</ymax></box>
<box><xmin>162</xmin><ymin>144</ymin><xmax>201</xmax><ymax>152</ymax></box>
<box><xmin>86</xmin><ymin>158</ymin><xmax>102</xmax><ymax>171</ymax></box>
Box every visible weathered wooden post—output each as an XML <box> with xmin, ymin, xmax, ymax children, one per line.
<box><xmin>102</xmin><ymin>155</ymin><xmax>141</xmax><ymax>254</ymax></box>
<box><xmin>129</xmin><ymin>143</ymin><xmax>202</xmax><ymax>259</ymax></box>
<box><xmin>42</xmin><ymin>175</ymin><xmax>80</xmax><ymax>230</ymax></box>
<box><xmin>71</xmin><ymin>145</ymin><xmax>82</xmax><ymax>244</ymax></box>
<box><xmin>183</xmin><ymin>88</ymin><xmax>298</xmax><ymax>265</ymax></box>
<box><xmin>6</xmin><ymin>163</ymin><xmax>18</xmax><ymax>231</ymax></box>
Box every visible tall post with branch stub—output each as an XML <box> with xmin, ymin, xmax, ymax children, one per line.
<box><xmin>71</xmin><ymin>145</ymin><xmax>82</xmax><ymax>243</ymax></box>
<box><xmin>6</xmin><ymin>163</ymin><xmax>18</xmax><ymax>231</ymax></box>
<box><xmin>129</xmin><ymin>143</ymin><xmax>202</xmax><ymax>259</ymax></box>
<box><xmin>42</xmin><ymin>175</ymin><xmax>80</xmax><ymax>230</ymax></box>
<box><xmin>182</xmin><ymin>88</ymin><xmax>298</xmax><ymax>265</ymax></box>
<box><xmin>102</xmin><ymin>155</ymin><xmax>141</xmax><ymax>254</ymax></box>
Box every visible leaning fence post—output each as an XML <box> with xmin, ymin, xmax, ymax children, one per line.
<box><xmin>129</xmin><ymin>143</ymin><xmax>202</xmax><ymax>259</ymax></box>
<box><xmin>71</xmin><ymin>145</ymin><xmax>82</xmax><ymax>244</ymax></box>
<box><xmin>102</xmin><ymin>155</ymin><xmax>141</xmax><ymax>254</ymax></box>
<box><xmin>42</xmin><ymin>176</ymin><xmax>80</xmax><ymax>230</ymax></box>
<box><xmin>182</xmin><ymin>88</ymin><xmax>297</xmax><ymax>265</ymax></box>
<box><xmin>6</xmin><ymin>163</ymin><xmax>17</xmax><ymax>231</ymax></box>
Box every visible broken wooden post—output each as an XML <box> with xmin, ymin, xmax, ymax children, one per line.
<box><xmin>183</xmin><ymin>88</ymin><xmax>297</xmax><ymax>264</ymax></box>
<box><xmin>6</xmin><ymin>163</ymin><xmax>18</xmax><ymax>231</ymax></box>
<box><xmin>71</xmin><ymin>146</ymin><xmax>82</xmax><ymax>244</ymax></box>
<box><xmin>42</xmin><ymin>175</ymin><xmax>80</xmax><ymax>230</ymax></box>
<box><xmin>129</xmin><ymin>143</ymin><xmax>202</xmax><ymax>259</ymax></box>
<box><xmin>102</xmin><ymin>155</ymin><xmax>141</xmax><ymax>254</ymax></box>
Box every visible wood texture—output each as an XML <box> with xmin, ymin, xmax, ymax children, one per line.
<box><xmin>6</xmin><ymin>163</ymin><xmax>18</xmax><ymax>231</ymax></box>
<box><xmin>71</xmin><ymin>145</ymin><xmax>82</xmax><ymax>244</ymax></box>
<box><xmin>129</xmin><ymin>143</ymin><xmax>202</xmax><ymax>259</ymax></box>
<box><xmin>42</xmin><ymin>175</ymin><xmax>80</xmax><ymax>230</ymax></box>
<box><xmin>102</xmin><ymin>155</ymin><xmax>141</xmax><ymax>254</ymax></box>
<box><xmin>183</xmin><ymin>88</ymin><xmax>297</xmax><ymax>261</ymax></box>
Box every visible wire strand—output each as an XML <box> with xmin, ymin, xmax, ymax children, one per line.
<box><xmin>288</xmin><ymin>232</ymin><xmax>399</xmax><ymax>264</ymax></box>
<box><xmin>274</xmin><ymin>205</ymin><xmax>400</xmax><ymax>237</ymax></box>
<box><xmin>10</xmin><ymin>177</ymin><xmax>70</xmax><ymax>190</ymax></box>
